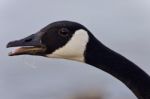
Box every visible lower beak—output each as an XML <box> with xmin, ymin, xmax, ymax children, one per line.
<box><xmin>7</xmin><ymin>33</ymin><xmax>46</xmax><ymax>56</ymax></box>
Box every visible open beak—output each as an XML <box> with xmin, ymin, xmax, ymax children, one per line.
<box><xmin>7</xmin><ymin>32</ymin><xmax>46</xmax><ymax>56</ymax></box>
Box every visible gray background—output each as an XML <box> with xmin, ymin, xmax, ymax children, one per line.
<box><xmin>0</xmin><ymin>0</ymin><xmax>150</xmax><ymax>99</ymax></box>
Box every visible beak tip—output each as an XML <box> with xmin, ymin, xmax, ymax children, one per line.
<box><xmin>6</xmin><ymin>42</ymin><xmax>11</xmax><ymax>48</ymax></box>
<box><xmin>8</xmin><ymin>52</ymin><xmax>14</xmax><ymax>56</ymax></box>
<box><xmin>6</xmin><ymin>40</ymin><xmax>18</xmax><ymax>48</ymax></box>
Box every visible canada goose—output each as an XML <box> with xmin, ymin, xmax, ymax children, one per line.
<box><xmin>7</xmin><ymin>21</ymin><xmax>150</xmax><ymax>99</ymax></box>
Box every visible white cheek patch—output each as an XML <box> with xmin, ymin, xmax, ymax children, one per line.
<box><xmin>46</xmin><ymin>29</ymin><xmax>89</xmax><ymax>62</ymax></box>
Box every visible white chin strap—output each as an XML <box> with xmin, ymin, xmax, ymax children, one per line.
<box><xmin>46</xmin><ymin>29</ymin><xmax>89</xmax><ymax>62</ymax></box>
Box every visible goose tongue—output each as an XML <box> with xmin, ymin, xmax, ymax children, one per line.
<box><xmin>8</xmin><ymin>47</ymin><xmax>45</xmax><ymax>56</ymax></box>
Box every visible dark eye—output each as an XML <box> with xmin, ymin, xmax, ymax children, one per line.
<box><xmin>58</xmin><ymin>28</ymin><xmax>69</xmax><ymax>37</ymax></box>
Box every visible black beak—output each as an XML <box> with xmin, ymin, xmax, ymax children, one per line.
<box><xmin>7</xmin><ymin>32</ymin><xmax>46</xmax><ymax>56</ymax></box>
<box><xmin>7</xmin><ymin>33</ymin><xmax>43</xmax><ymax>48</ymax></box>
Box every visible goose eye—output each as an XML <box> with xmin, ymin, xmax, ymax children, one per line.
<box><xmin>58</xmin><ymin>28</ymin><xmax>69</xmax><ymax>37</ymax></box>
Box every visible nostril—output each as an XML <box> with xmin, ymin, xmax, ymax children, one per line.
<box><xmin>25</xmin><ymin>38</ymin><xmax>32</xmax><ymax>42</ymax></box>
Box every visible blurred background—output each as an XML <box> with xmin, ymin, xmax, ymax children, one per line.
<box><xmin>0</xmin><ymin>0</ymin><xmax>150</xmax><ymax>99</ymax></box>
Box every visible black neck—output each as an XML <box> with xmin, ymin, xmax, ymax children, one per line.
<box><xmin>84</xmin><ymin>34</ymin><xmax>150</xmax><ymax>99</ymax></box>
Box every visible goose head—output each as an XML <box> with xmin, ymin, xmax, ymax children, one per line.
<box><xmin>7</xmin><ymin>21</ymin><xmax>91</xmax><ymax>62</ymax></box>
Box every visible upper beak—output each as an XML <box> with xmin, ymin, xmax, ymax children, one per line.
<box><xmin>7</xmin><ymin>34</ymin><xmax>42</xmax><ymax>48</ymax></box>
<box><xmin>7</xmin><ymin>32</ymin><xmax>46</xmax><ymax>56</ymax></box>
